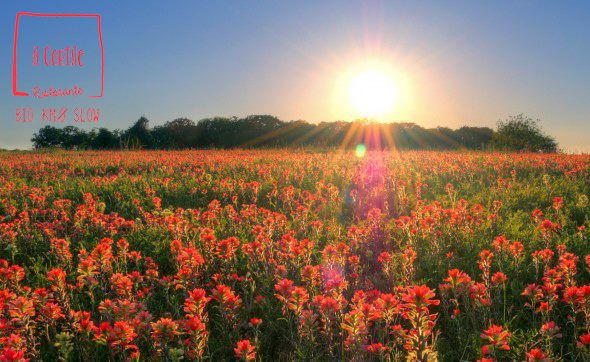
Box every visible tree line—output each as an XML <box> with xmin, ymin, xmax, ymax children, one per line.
<box><xmin>30</xmin><ymin>114</ymin><xmax>557</xmax><ymax>152</ymax></box>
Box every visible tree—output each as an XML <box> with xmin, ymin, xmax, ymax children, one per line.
<box><xmin>61</xmin><ymin>126</ymin><xmax>92</xmax><ymax>150</ymax></box>
<box><xmin>152</xmin><ymin>118</ymin><xmax>198</xmax><ymax>149</ymax></box>
<box><xmin>455</xmin><ymin>126</ymin><xmax>494</xmax><ymax>150</ymax></box>
<box><xmin>31</xmin><ymin>126</ymin><xmax>66</xmax><ymax>149</ymax></box>
<box><xmin>91</xmin><ymin>128</ymin><xmax>120</xmax><ymax>149</ymax></box>
<box><xmin>31</xmin><ymin>114</ymin><xmax>546</xmax><ymax>151</ymax></box>
<box><xmin>492</xmin><ymin>114</ymin><xmax>557</xmax><ymax>152</ymax></box>
<box><xmin>122</xmin><ymin>117</ymin><xmax>154</xmax><ymax>149</ymax></box>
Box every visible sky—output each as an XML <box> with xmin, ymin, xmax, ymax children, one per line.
<box><xmin>0</xmin><ymin>1</ymin><xmax>589</xmax><ymax>151</ymax></box>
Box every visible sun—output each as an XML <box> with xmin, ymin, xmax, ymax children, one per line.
<box><xmin>331</xmin><ymin>60</ymin><xmax>411</xmax><ymax>121</ymax></box>
<box><xmin>348</xmin><ymin>67</ymin><xmax>398</xmax><ymax>119</ymax></box>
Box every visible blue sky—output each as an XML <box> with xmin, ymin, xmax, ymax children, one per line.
<box><xmin>0</xmin><ymin>1</ymin><xmax>589</xmax><ymax>151</ymax></box>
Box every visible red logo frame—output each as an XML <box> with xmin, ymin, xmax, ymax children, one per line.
<box><xmin>12</xmin><ymin>12</ymin><xmax>105</xmax><ymax>98</ymax></box>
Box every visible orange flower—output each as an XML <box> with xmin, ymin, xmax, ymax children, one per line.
<box><xmin>234</xmin><ymin>339</ymin><xmax>256</xmax><ymax>361</ymax></box>
<box><xmin>0</xmin><ymin>347</ymin><xmax>28</xmax><ymax>362</ymax></box>
<box><xmin>184</xmin><ymin>288</ymin><xmax>211</xmax><ymax>317</ymax></box>
<box><xmin>364</xmin><ymin>343</ymin><xmax>387</xmax><ymax>354</ymax></box>
<box><xmin>443</xmin><ymin>269</ymin><xmax>472</xmax><ymax>289</ymax></box>
<box><xmin>151</xmin><ymin>318</ymin><xmax>179</xmax><ymax>345</ymax></box>
<box><xmin>402</xmin><ymin>285</ymin><xmax>440</xmax><ymax>309</ymax></box>
<box><xmin>491</xmin><ymin>272</ymin><xmax>507</xmax><ymax>285</ymax></box>
<box><xmin>249</xmin><ymin>318</ymin><xmax>262</xmax><ymax>328</ymax></box>
<box><xmin>526</xmin><ymin>348</ymin><xmax>548</xmax><ymax>361</ymax></box>
<box><xmin>7</xmin><ymin>296</ymin><xmax>35</xmax><ymax>321</ymax></box>
<box><xmin>480</xmin><ymin>324</ymin><xmax>511</xmax><ymax>352</ymax></box>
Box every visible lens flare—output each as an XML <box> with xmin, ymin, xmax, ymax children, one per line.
<box><xmin>355</xmin><ymin>144</ymin><xmax>366</xmax><ymax>158</ymax></box>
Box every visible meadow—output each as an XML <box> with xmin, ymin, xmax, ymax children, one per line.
<box><xmin>0</xmin><ymin>149</ymin><xmax>588</xmax><ymax>361</ymax></box>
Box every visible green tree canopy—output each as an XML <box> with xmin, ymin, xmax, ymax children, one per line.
<box><xmin>493</xmin><ymin>114</ymin><xmax>557</xmax><ymax>152</ymax></box>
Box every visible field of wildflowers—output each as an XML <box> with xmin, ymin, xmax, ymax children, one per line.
<box><xmin>0</xmin><ymin>149</ymin><xmax>588</xmax><ymax>361</ymax></box>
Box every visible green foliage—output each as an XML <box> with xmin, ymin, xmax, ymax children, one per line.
<box><xmin>122</xmin><ymin>116</ymin><xmax>154</xmax><ymax>149</ymax></box>
<box><xmin>91</xmin><ymin>128</ymin><xmax>120</xmax><ymax>149</ymax></box>
<box><xmin>32</xmin><ymin>115</ymin><xmax>501</xmax><ymax>150</ymax></box>
<box><xmin>493</xmin><ymin>114</ymin><xmax>558</xmax><ymax>152</ymax></box>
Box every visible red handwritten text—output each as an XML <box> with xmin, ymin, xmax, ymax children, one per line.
<box><xmin>33</xmin><ymin>85</ymin><xmax>84</xmax><ymax>99</ymax></box>
<box><xmin>32</xmin><ymin>45</ymin><xmax>85</xmax><ymax>67</ymax></box>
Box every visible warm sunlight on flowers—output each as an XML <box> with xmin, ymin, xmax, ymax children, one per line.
<box><xmin>0</xmin><ymin>150</ymin><xmax>588</xmax><ymax>360</ymax></box>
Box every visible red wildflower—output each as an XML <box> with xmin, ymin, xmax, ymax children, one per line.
<box><xmin>249</xmin><ymin>318</ymin><xmax>262</xmax><ymax>327</ymax></box>
<box><xmin>183</xmin><ymin>288</ymin><xmax>211</xmax><ymax>317</ymax></box>
<box><xmin>540</xmin><ymin>321</ymin><xmax>561</xmax><ymax>338</ymax></box>
<box><xmin>578</xmin><ymin>333</ymin><xmax>590</xmax><ymax>349</ymax></box>
<box><xmin>212</xmin><ymin>284</ymin><xmax>242</xmax><ymax>321</ymax></box>
<box><xmin>444</xmin><ymin>269</ymin><xmax>472</xmax><ymax>288</ymax></box>
<box><xmin>402</xmin><ymin>285</ymin><xmax>440</xmax><ymax>309</ymax></box>
<box><xmin>364</xmin><ymin>343</ymin><xmax>388</xmax><ymax>354</ymax></box>
<box><xmin>234</xmin><ymin>339</ymin><xmax>256</xmax><ymax>361</ymax></box>
<box><xmin>527</xmin><ymin>348</ymin><xmax>548</xmax><ymax>361</ymax></box>
<box><xmin>150</xmin><ymin>318</ymin><xmax>179</xmax><ymax>346</ymax></box>
<box><xmin>480</xmin><ymin>324</ymin><xmax>510</xmax><ymax>352</ymax></box>
<box><xmin>274</xmin><ymin>278</ymin><xmax>294</xmax><ymax>298</ymax></box>
<box><xmin>183</xmin><ymin>316</ymin><xmax>208</xmax><ymax>359</ymax></box>
<box><xmin>0</xmin><ymin>347</ymin><xmax>28</xmax><ymax>362</ymax></box>
<box><xmin>491</xmin><ymin>272</ymin><xmax>507</xmax><ymax>285</ymax></box>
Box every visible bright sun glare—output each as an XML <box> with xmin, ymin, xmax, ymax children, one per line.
<box><xmin>348</xmin><ymin>67</ymin><xmax>397</xmax><ymax>119</ymax></box>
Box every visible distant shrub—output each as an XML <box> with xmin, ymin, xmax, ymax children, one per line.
<box><xmin>493</xmin><ymin>114</ymin><xmax>557</xmax><ymax>152</ymax></box>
